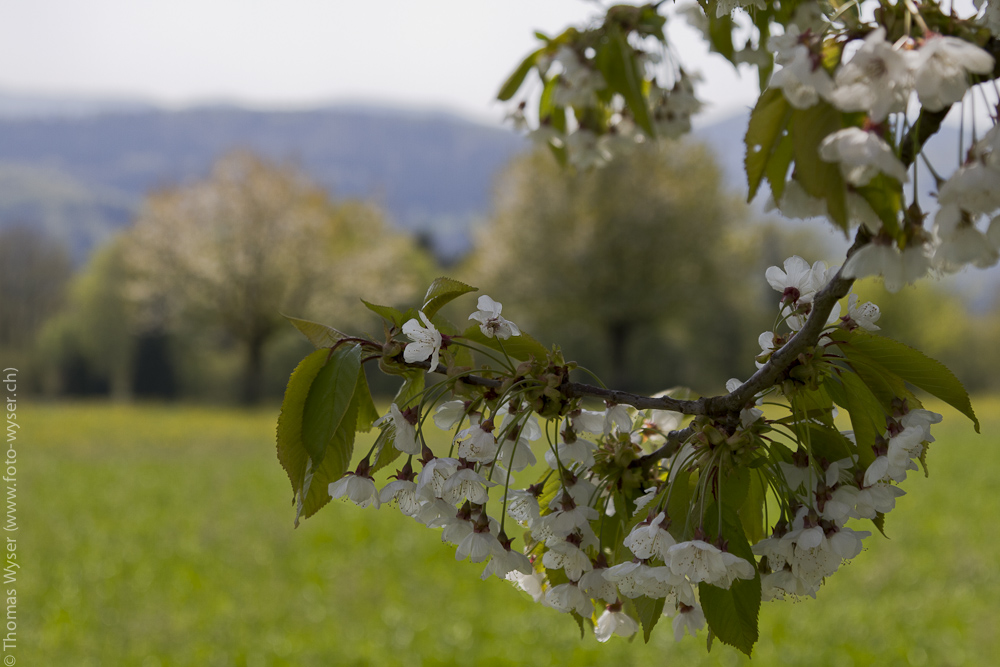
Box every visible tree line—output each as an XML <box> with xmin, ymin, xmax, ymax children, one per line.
<box><xmin>4</xmin><ymin>144</ymin><xmax>998</xmax><ymax>404</ymax></box>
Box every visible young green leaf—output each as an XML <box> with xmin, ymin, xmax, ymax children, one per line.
<box><xmin>354</xmin><ymin>368</ymin><xmax>381</xmax><ymax>434</ymax></box>
<box><xmin>296</xmin><ymin>400</ymin><xmax>358</xmax><ymax>526</ymax></box>
<box><xmin>595</xmin><ymin>28</ymin><xmax>655</xmax><ymax>136</ymax></box>
<box><xmin>831</xmin><ymin>329</ymin><xmax>979</xmax><ymax>431</ymax></box>
<box><xmin>826</xmin><ymin>368</ymin><xmax>886</xmax><ymax>470</ymax></box>
<box><xmin>632</xmin><ymin>596</ymin><xmax>666</xmax><ymax>643</ymax></box>
<box><xmin>276</xmin><ymin>349</ymin><xmax>330</xmax><ymax>497</ymax></box>
<box><xmin>745</xmin><ymin>88</ymin><xmax>792</xmax><ymax>201</ymax></box>
<box><xmin>422</xmin><ymin>277</ymin><xmax>478</xmax><ymax>320</ymax></box>
<box><xmin>283</xmin><ymin>315</ymin><xmax>349</xmax><ymax>349</ymax></box>
<box><xmin>301</xmin><ymin>344</ymin><xmax>362</xmax><ymax>465</ymax></box>
<box><xmin>699</xmin><ymin>503</ymin><xmax>761</xmax><ymax>657</ymax></box>
<box><xmin>361</xmin><ymin>300</ymin><xmax>415</xmax><ymax>329</ymax></box>
<box><xmin>791</xmin><ymin>102</ymin><xmax>848</xmax><ymax>229</ymax></box>
<box><xmin>498</xmin><ymin>47</ymin><xmax>544</xmax><ymax>101</ymax></box>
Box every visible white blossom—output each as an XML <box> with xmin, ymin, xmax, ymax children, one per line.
<box><xmin>829</xmin><ymin>28</ymin><xmax>912</xmax><ymax>122</ymax></box>
<box><xmin>379</xmin><ymin>479</ymin><xmax>420</xmax><ymax>516</ymax></box>
<box><xmin>672</xmin><ymin>604</ymin><xmax>706</xmax><ymax>642</ymax></box>
<box><xmin>442</xmin><ymin>468</ymin><xmax>495</xmax><ymax>505</ymax></box>
<box><xmin>544</xmin><ymin>582</ymin><xmax>592</xmax><ymax>616</ymax></box>
<box><xmin>771</xmin><ymin>45</ymin><xmax>835</xmax><ymax>108</ymax></box>
<box><xmin>595</xmin><ymin>608</ymin><xmax>639</xmax><ymax>642</ymax></box>
<box><xmin>819</xmin><ymin>127</ymin><xmax>908</xmax><ymax>186</ymax></box>
<box><xmin>432</xmin><ymin>400</ymin><xmax>468</xmax><ymax>430</ymax></box>
<box><xmin>455</xmin><ymin>422</ymin><xmax>498</xmax><ymax>463</ymax></box>
<box><xmin>456</xmin><ymin>529</ymin><xmax>501</xmax><ymax>563</ymax></box>
<box><xmin>846</xmin><ymin>294</ymin><xmax>881</xmax><ymax>331</ymax></box>
<box><xmin>402</xmin><ymin>310</ymin><xmax>442</xmax><ymax>372</ymax></box>
<box><xmin>376</xmin><ymin>403</ymin><xmax>420</xmax><ymax>455</ymax></box>
<box><xmin>623</xmin><ymin>512</ymin><xmax>677</xmax><ymax>561</ymax></box>
<box><xmin>542</xmin><ymin>540</ymin><xmax>593</xmax><ymax>581</ymax></box>
<box><xmin>329</xmin><ymin>474</ymin><xmax>380</xmax><ymax>509</ymax></box>
<box><xmin>842</xmin><ymin>242</ymin><xmax>931</xmax><ymax>292</ymax></box>
<box><xmin>909</xmin><ymin>35</ymin><xmax>994</xmax><ymax>111</ymax></box>
<box><xmin>469</xmin><ymin>294</ymin><xmax>521</xmax><ymax>340</ymax></box>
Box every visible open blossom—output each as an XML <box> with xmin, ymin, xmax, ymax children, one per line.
<box><xmin>842</xmin><ymin>241</ymin><xmax>930</xmax><ymax>293</ymax></box>
<box><xmin>672</xmin><ymin>603</ymin><xmax>706</xmax><ymax>642</ymax></box>
<box><xmin>595</xmin><ymin>608</ymin><xmax>639</xmax><ymax>642</ymax></box>
<box><xmin>766</xmin><ymin>255</ymin><xmax>827</xmax><ymax>304</ymax></box>
<box><xmin>623</xmin><ymin>512</ymin><xmax>677</xmax><ymax>561</ymax></box>
<box><xmin>442</xmin><ymin>467</ymin><xmax>495</xmax><ymax>505</ymax></box>
<box><xmin>402</xmin><ymin>310</ymin><xmax>442</xmax><ymax>372</ymax></box>
<box><xmin>909</xmin><ymin>35</ymin><xmax>994</xmax><ymax>111</ymax></box>
<box><xmin>376</xmin><ymin>403</ymin><xmax>420</xmax><ymax>455</ymax></box>
<box><xmin>829</xmin><ymin>27</ymin><xmax>912</xmax><ymax>122</ymax></box>
<box><xmin>819</xmin><ymin>128</ymin><xmax>908</xmax><ymax>186</ymax></box>
<box><xmin>542</xmin><ymin>540</ymin><xmax>593</xmax><ymax>581</ymax></box>
<box><xmin>455</xmin><ymin>421</ymin><xmax>498</xmax><ymax>463</ymax></box>
<box><xmin>469</xmin><ymin>295</ymin><xmax>521</xmax><ymax>340</ymax></box>
<box><xmin>544</xmin><ymin>582</ymin><xmax>592</xmax><ymax>616</ymax></box>
<box><xmin>770</xmin><ymin>45</ymin><xmax>835</xmax><ymax>108</ymax></box>
<box><xmin>845</xmin><ymin>294</ymin><xmax>881</xmax><ymax>331</ymax></box>
<box><xmin>329</xmin><ymin>474</ymin><xmax>380</xmax><ymax>509</ymax></box>
<box><xmin>379</xmin><ymin>479</ymin><xmax>420</xmax><ymax>516</ymax></box>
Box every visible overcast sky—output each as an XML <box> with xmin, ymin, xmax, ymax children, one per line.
<box><xmin>0</xmin><ymin>0</ymin><xmax>760</xmax><ymax>125</ymax></box>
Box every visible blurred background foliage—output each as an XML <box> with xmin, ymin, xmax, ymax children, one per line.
<box><xmin>3</xmin><ymin>142</ymin><xmax>1000</xmax><ymax>403</ymax></box>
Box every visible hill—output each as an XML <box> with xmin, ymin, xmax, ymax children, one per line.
<box><xmin>0</xmin><ymin>99</ymin><xmax>525</xmax><ymax>261</ymax></box>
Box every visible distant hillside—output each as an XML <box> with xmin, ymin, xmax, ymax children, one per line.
<box><xmin>0</xmin><ymin>92</ymin><xmax>978</xmax><ymax>272</ymax></box>
<box><xmin>0</xmin><ymin>100</ymin><xmax>525</xmax><ymax>261</ymax></box>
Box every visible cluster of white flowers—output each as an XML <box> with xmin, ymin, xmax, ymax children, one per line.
<box><xmin>320</xmin><ymin>259</ymin><xmax>953</xmax><ymax>646</ymax></box>
<box><xmin>772</xmin><ymin>27</ymin><xmax>994</xmax><ymax>119</ymax></box>
<box><xmin>764</xmin><ymin>21</ymin><xmax>1000</xmax><ymax>284</ymax></box>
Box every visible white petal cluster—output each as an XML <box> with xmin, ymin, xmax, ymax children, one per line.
<box><xmin>402</xmin><ymin>311</ymin><xmax>442</xmax><ymax>372</ymax></box>
<box><xmin>829</xmin><ymin>28</ymin><xmax>912</xmax><ymax>122</ymax></box>
<box><xmin>469</xmin><ymin>295</ymin><xmax>521</xmax><ymax>340</ymax></box>
<box><xmin>595</xmin><ymin>608</ymin><xmax>640</xmax><ymax>642</ymax></box>
<box><xmin>908</xmin><ymin>35</ymin><xmax>994</xmax><ymax>111</ymax></box>
<box><xmin>842</xmin><ymin>241</ymin><xmax>931</xmax><ymax>293</ymax></box>
<box><xmin>818</xmin><ymin>127</ymin><xmax>908</xmax><ymax>186</ymax></box>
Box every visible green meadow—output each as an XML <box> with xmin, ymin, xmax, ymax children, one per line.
<box><xmin>19</xmin><ymin>400</ymin><xmax>1000</xmax><ymax>666</ymax></box>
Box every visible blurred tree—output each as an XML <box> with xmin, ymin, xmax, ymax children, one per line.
<box><xmin>467</xmin><ymin>142</ymin><xmax>764</xmax><ymax>391</ymax></box>
<box><xmin>125</xmin><ymin>151</ymin><xmax>433</xmax><ymax>404</ymax></box>
<box><xmin>38</xmin><ymin>237</ymin><xmax>138</xmax><ymax>399</ymax></box>
<box><xmin>0</xmin><ymin>226</ymin><xmax>73</xmax><ymax>350</ymax></box>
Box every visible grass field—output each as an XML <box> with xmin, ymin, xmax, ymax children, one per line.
<box><xmin>17</xmin><ymin>399</ymin><xmax>1000</xmax><ymax>666</ymax></box>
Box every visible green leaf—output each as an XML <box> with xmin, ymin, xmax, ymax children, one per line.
<box><xmin>632</xmin><ymin>596</ymin><xmax>665</xmax><ymax>643</ymax></box>
<box><xmin>498</xmin><ymin>48</ymin><xmax>543</xmax><ymax>101</ymax></box>
<box><xmin>699</xmin><ymin>503</ymin><xmax>760</xmax><ymax>657</ymax></box>
<box><xmin>854</xmin><ymin>173</ymin><xmax>903</xmax><ymax>239</ymax></box>
<box><xmin>276</xmin><ymin>349</ymin><xmax>330</xmax><ymax>498</ymax></box>
<box><xmin>830</xmin><ymin>329</ymin><xmax>979</xmax><ymax>431</ymax></box>
<box><xmin>361</xmin><ymin>300</ymin><xmax>416</xmax><ymax>329</ymax></box>
<box><xmin>791</xmin><ymin>102</ymin><xmax>848</xmax><ymax>230</ymax></box>
<box><xmin>595</xmin><ymin>28</ymin><xmax>655</xmax><ymax>136</ymax></box>
<box><xmin>283</xmin><ymin>315</ymin><xmax>348</xmax><ymax>349</ymax></box>
<box><xmin>795</xmin><ymin>422</ymin><xmax>855</xmax><ymax>463</ymax></box>
<box><xmin>297</xmin><ymin>400</ymin><xmax>357</xmax><ymax>526</ymax></box>
<box><xmin>719</xmin><ymin>465</ymin><xmax>750</xmax><ymax>509</ymax></box>
<box><xmin>460</xmin><ymin>324</ymin><xmax>549</xmax><ymax>363</ymax></box>
<box><xmin>703</xmin><ymin>6</ymin><xmax>735</xmax><ymax>60</ymax></box>
<box><xmin>354</xmin><ymin>369</ymin><xmax>380</xmax><ymax>433</ymax></box>
<box><xmin>765</xmin><ymin>131</ymin><xmax>794</xmax><ymax>202</ymax></box>
<box><xmin>301</xmin><ymin>344</ymin><xmax>362</xmax><ymax>466</ymax></box>
<box><xmin>422</xmin><ymin>277</ymin><xmax>478</xmax><ymax>320</ymax></box>
<box><xmin>745</xmin><ymin>88</ymin><xmax>792</xmax><ymax>201</ymax></box>
<box><xmin>739</xmin><ymin>470</ymin><xmax>767</xmax><ymax>546</ymax></box>
<box><xmin>827</xmin><ymin>368</ymin><xmax>885</xmax><ymax>470</ymax></box>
